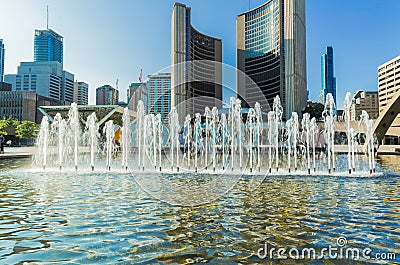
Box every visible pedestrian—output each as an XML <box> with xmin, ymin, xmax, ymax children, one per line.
<box><xmin>0</xmin><ymin>135</ymin><xmax>4</xmax><ymax>154</ymax></box>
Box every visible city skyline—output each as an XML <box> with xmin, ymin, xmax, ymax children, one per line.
<box><xmin>1</xmin><ymin>0</ymin><xmax>400</xmax><ymax>107</ymax></box>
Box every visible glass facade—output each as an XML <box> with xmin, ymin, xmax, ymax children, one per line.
<box><xmin>34</xmin><ymin>29</ymin><xmax>63</xmax><ymax>64</ymax></box>
<box><xmin>171</xmin><ymin>3</ymin><xmax>222</xmax><ymax>118</ymax></box>
<box><xmin>96</xmin><ymin>85</ymin><xmax>119</xmax><ymax>105</ymax></box>
<box><xmin>321</xmin><ymin>46</ymin><xmax>336</xmax><ymax>103</ymax></box>
<box><xmin>237</xmin><ymin>0</ymin><xmax>307</xmax><ymax>118</ymax></box>
<box><xmin>74</xmin><ymin>81</ymin><xmax>89</xmax><ymax>105</ymax></box>
<box><xmin>243</xmin><ymin>0</ymin><xmax>282</xmax><ymax>108</ymax></box>
<box><xmin>5</xmin><ymin>61</ymin><xmax>74</xmax><ymax>103</ymax></box>
<box><xmin>147</xmin><ymin>73</ymin><xmax>171</xmax><ymax>122</ymax></box>
<box><xmin>189</xmin><ymin>27</ymin><xmax>221</xmax><ymax>114</ymax></box>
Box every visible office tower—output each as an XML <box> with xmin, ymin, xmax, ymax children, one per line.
<box><xmin>0</xmin><ymin>82</ymin><xmax>11</xmax><ymax>91</ymax></box>
<box><xmin>0</xmin><ymin>90</ymin><xmax>66</xmax><ymax>122</ymax></box>
<box><xmin>147</xmin><ymin>73</ymin><xmax>171</xmax><ymax>122</ymax></box>
<box><xmin>171</xmin><ymin>2</ymin><xmax>222</xmax><ymax>118</ymax></box>
<box><xmin>34</xmin><ymin>29</ymin><xmax>63</xmax><ymax>64</ymax></box>
<box><xmin>237</xmin><ymin>0</ymin><xmax>307</xmax><ymax>118</ymax></box>
<box><xmin>127</xmin><ymin>82</ymin><xmax>147</xmax><ymax>111</ymax></box>
<box><xmin>96</xmin><ymin>85</ymin><xmax>119</xmax><ymax>105</ymax></box>
<box><xmin>378</xmin><ymin>56</ymin><xmax>400</xmax><ymax>113</ymax></box>
<box><xmin>321</xmin><ymin>46</ymin><xmax>336</xmax><ymax>103</ymax></box>
<box><xmin>0</xmin><ymin>39</ymin><xmax>4</xmax><ymax>82</ymax></box>
<box><xmin>4</xmin><ymin>61</ymin><xmax>74</xmax><ymax>103</ymax></box>
<box><xmin>377</xmin><ymin>56</ymin><xmax>400</xmax><ymax>144</ymax></box>
<box><xmin>350</xmin><ymin>91</ymin><xmax>379</xmax><ymax>121</ymax></box>
<box><xmin>74</xmin><ymin>81</ymin><xmax>89</xmax><ymax>105</ymax></box>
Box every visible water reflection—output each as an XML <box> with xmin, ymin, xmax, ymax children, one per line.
<box><xmin>0</xmin><ymin>158</ymin><xmax>399</xmax><ymax>264</ymax></box>
<box><xmin>376</xmin><ymin>155</ymin><xmax>400</xmax><ymax>173</ymax></box>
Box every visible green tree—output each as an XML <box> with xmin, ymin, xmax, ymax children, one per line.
<box><xmin>0</xmin><ymin>117</ymin><xmax>20</xmax><ymax>135</ymax></box>
<box><xmin>16</xmin><ymin>121</ymin><xmax>40</xmax><ymax>139</ymax></box>
<box><xmin>0</xmin><ymin>120</ymin><xmax>8</xmax><ymax>135</ymax></box>
<box><xmin>302</xmin><ymin>103</ymin><xmax>325</xmax><ymax>121</ymax></box>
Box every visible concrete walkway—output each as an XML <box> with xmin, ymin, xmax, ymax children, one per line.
<box><xmin>0</xmin><ymin>146</ymin><xmax>36</xmax><ymax>159</ymax></box>
<box><xmin>377</xmin><ymin>145</ymin><xmax>400</xmax><ymax>155</ymax></box>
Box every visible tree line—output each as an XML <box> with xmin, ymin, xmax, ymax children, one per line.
<box><xmin>0</xmin><ymin>117</ymin><xmax>40</xmax><ymax>139</ymax></box>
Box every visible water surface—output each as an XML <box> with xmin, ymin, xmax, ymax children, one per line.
<box><xmin>0</xmin><ymin>157</ymin><xmax>399</xmax><ymax>264</ymax></box>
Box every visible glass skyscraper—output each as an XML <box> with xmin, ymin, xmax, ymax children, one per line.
<box><xmin>171</xmin><ymin>2</ymin><xmax>222</xmax><ymax>118</ymax></box>
<box><xmin>147</xmin><ymin>73</ymin><xmax>171</xmax><ymax>122</ymax></box>
<box><xmin>0</xmin><ymin>39</ymin><xmax>4</xmax><ymax>82</ymax></box>
<box><xmin>34</xmin><ymin>29</ymin><xmax>63</xmax><ymax>64</ymax></box>
<box><xmin>96</xmin><ymin>85</ymin><xmax>119</xmax><ymax>105</ymax></box>
<box><xmin>4</xmin><ymin>61</ymin><xmax>74</xmax><ymax>103</ymax></box>
<box><xmin>237</xmin><ymin>0</ymin><xmax>307</xmax><ymax>118</ymax></box>
<box><xmin>321</xmin><ymin>46</ymin><xmax>336</xmax><ymax>103</ymax></box>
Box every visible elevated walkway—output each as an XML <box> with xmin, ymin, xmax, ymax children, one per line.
<box><xmin>38</xmin><ymin>105</ymin><xmax>137</xmax><ymax>126</ymax></box>
<box><xmin>373</xmin><ymin>90</ymin><xmax>400</xmax><ymax>142</ymax></box>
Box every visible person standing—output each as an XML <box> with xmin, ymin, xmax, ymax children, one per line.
<box><xmin>0</xmin><ymin>135</ymin><xmax>4</xmax><ymax>154</ymax></box>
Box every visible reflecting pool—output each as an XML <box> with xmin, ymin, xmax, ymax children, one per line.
<box><xmin>0</xmin><ymin>157</ymin><xmax>399</xmax><ymax>264</ymax></box>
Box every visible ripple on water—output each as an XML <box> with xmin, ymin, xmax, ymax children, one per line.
<box><xmin>0</xmin><ymin>158</ymin><xmax>399</xmax><ymax>264</ymax></box>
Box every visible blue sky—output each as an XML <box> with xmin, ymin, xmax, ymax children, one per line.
<box><xmin>1</xmin><ymin>0</ymin><xmax>399</xmax><ymax>107</ymax></box>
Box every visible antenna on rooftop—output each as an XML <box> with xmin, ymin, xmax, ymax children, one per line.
<box><xmin>46</xmin><ymin>5</ymin><xmax>49</xmax><ymax>29</ymax></box>
<box><xmin>249</xmin><ymin>0</ymin><xmax>250</xmax><ymax>10</ymax></box>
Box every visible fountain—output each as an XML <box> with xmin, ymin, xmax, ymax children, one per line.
<box><xmin>292</xmin><ymin>113</ymin><xmax>299</xmax><ymax>171</ymax></box>
<box><xmin>272</xmin><ymin>96</ymin><xmax>283</xmax><ymax>172</ymax></box>
<box><xmin>121</xmin><ymin>108</ymin><xmax>131</xmax><ymax>171</ymax></box>
<box><xmin>344</xmin><ymin>92</ymin><xmax>355</xmax><ymax>173</ymax></box>
<box><xmin>323</xmin><ymin>93</ymin><xmax>336</xmax><ymax>174</ymax></box>
<box><xmin>211</xmin><ymin>107</ymin><xmax>218</xmax><ymax>172</ymax></box>
<box><xmin>230</xmin><ymin>97</ymin><xmax>236</xmax><ymax>171</ymax></box>
<box><xmin>285</xmin><ymin>112</ymin><xmax>299</xmax><ymax>173</ymax></box>
<box><xmin>204</xmin><ymin>107</ymin><xmax>210</xmax><ymax>170</ymax></box>
<box><xmin>220</xmin><ymin>113</ymin><xmax>227</xmax><ymax>170</ymax></box>
<box><xmin>286</xmin><ymin>116</ymin><xmax>293</xmax><ymax>173</ymax></box>
<box><xmin>148</xmin><ymin>114</ymin><xmax>156</xmax><ymax>170</ymax></box>
<box><xmin>255</xmin><ymin>102</ymin><xmax>262</xmax><ymax>172</ymax></box>
<box><xmin>246</xmin><ymin>108</ymin><xmax>255</xmax><ymax>173</ymax></box>
<box><xmin>169</xmin><ymin>107</ymin><xmax>180</xmax><ymax>172</ymax></box>
<box><xmin>302</xmin><ymin>113</ymin><xmax>311</xmax><ymax>174</ymax></box>
<box><xmin>68</xmin><ymin>103</ymin><xmax>80</xmax><ymax>171</ymax></box>
<box><xmin>236</xmin><ymin>99</ymin><xmax>243</xmax><ymax>171</ymax></box>
<box><xmin>52</xmin><ymin>113</ymin><xmax>66</xmax><ymax>171</ymax></box>
<box><xmin>310</xmin><ymin>117</ymin><xmax>317</xmax><ymax>173</ymax></box>
<box><xmin>156</xmin><ymin>114</ymin><xmax>162</xmax><ymax>171</ymax></box>
<box><xmin>360</xmin><ymin>110</ymin><xmax>375</xmax><ymax>174</ymax></box>
<box><xmin>34</xmin><ymin>91</ymin><xmax>380</xmax><ymax>176</ymax></box>
<box><xmin>137</xmin><ymin>101</ymin><xmax>145</xmax><ymax>171</ymax></box>
<box><xmin>184</xmin><ymin>114</ymin><xmax>192</xmax><ymax>170</ymax></box>
<box><xmin>37</xmin><ymin>116</ymin><xmax>49</xmax><ymax>171</ymax></box>
<box><xmin>84</xmin><ymin>112</ymin><xmax>98</xmax><ymax>171</ymax></box>
<box><xmin>194</xmin><ymin>113</ymin><xmax>201</xmax><ymax>173</ymax></box>
<box><xmin>104</xmin><ymin>120</ymin><xmax>114</xmax><ymax>171</ymax></box>
<box><xmin>267</xmin><ymin>111</ymin><xmax>274</xmax><ymax>173</ymax></box>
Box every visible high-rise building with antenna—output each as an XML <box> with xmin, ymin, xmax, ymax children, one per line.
<box><xmin>34</xmin><ymin>6</ymin><xmax>63</xmax><ymax>64</ymax></box>
<box><xmin>34</xmin><ymin>29</ymin><xmax>63</xmax><ymax>64</ymax></box>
